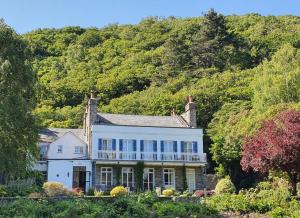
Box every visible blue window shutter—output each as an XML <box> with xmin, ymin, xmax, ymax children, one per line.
<box><xmin>153</xmin><ymin>140</ymin><xmax>157</xmax><ymax>152</ymax></box>
<box><xmin>160</xmin><ymin>141</ymin><xmax>164</xmax><ymax>152</ymax></box>
<box><xmin>98</xmin><ymin>139</ymin><xmax>102</xmax><ymax>150</ymax></box>
<box><xmin>181</xmin><ymin>141</ymin><xmax>184</xmax><ymax>152</ymax></box>
<box><xmin>173</xmin><ymin>141</ymin><xmax>177</xmax><ymax>152</ymax></box>
<box><xmin>133</xmin><ymin>140</ymin><xmax>137</xmax><ymax>151</ymax></box>
<box><xmin>112</xmin><ymin>139</ymin><xmax>116</xmax><ymax>151</ymax></box>
<box><xmin>193</xmin><ymin>141</ymin><xmax>198</xmax><ymax>153</ymax></box>
<box><xmin>140</xmin><ymin>140</ymin><xmax>144</xmax><ymax>152</ymax></box>
<box><xmin>119</xmin><ymin>139</ymin><xmax>123</xmax><ymax>151</ymax></box>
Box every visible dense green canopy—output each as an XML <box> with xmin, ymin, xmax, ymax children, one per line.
<box><xmin>0</xmin><ymin>21</ymin><xmax>38</xmax><ymax>180</ymax></box>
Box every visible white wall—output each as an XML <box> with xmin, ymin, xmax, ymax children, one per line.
<box><xmin>47</xmin><ymin>132</ymin><xmax>87</xmax><ymax>159</ymax></box>
<box><xmin>47</xmin><ymin>160</ymin><xmax>92</xmax><ymax>191</ymax></box>
<box><xmin>91</xmin><ymin>125</ymin><xmax>204</xmax><ymax>159</ymax></box>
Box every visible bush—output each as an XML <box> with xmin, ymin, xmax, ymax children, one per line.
<box><xmin>94</xmin><ymin>189</ymin><xmax>103</xmax><ymax>197</ymax></box>
<box><xmin>0</xmin><ymin>185</ymin><xmax>8</xmax><ymax>197</ymax></box>
<box><xmin>28</xmin><ymin>192</ymin><xmax>43</xmax><ymax>198</ymax></box>
<box><xmin>154</xmin><ymin>202</ymin><xmax>217</xmax><ymax>218</ymax></box>
<box><xmin>137</xmin><ymin>191</ymin><xmax>159</xmax><ymax>206</ymax></box>
<box><xmin>86</xmin><ymin>187</ymin><xmax>94</xmax><ymax>196</ymax></box>
<box><xmin>67</xmin><ymin>187</ymin><xmax>84</xmax><ymax>197</ymax></box>
<box><xmin>6</xmin><ymin>178</ymin><xmax>40</xmax><ymax>196</ymax></box>
<box><xmin>162</xmin><ymin>189</ymin><xmax>174</xmax><ymax>197</ymax></box>
<box><xmin>110</xmin><ymin>186</ymin><xmax>128</xmax><ymax>197</ymax></box>
<box><xmin>42</xmin><ymin>181</ymin><xmax>67</xmax><ymax>197</ymax></box>
<box><xmin>215</xmin><ymin>177</ymin><xmax>236</xmax><ymax>195</ymax></box>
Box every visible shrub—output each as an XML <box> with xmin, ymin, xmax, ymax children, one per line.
<box><xmin>110</xmin><ymin>186</ymin><xmax>128</xmax><ymax>197</ymax></box>
<box><xmin>162</xmin><ymin>189</ymin><xmax>174</xmax><ymax>197</ymax></box>
<box><xmin>215</xmin><ymin>177</ymin><xmax>236</xmax><ymax>195</ymax></box>
<box><xmin>42</xmin><ymin>181</ymin><xmax>67</xmax><ymax>197</ymax></box>
<box><xmin>0</xmin><ymin>185</ymin><xmax>8</xmax><ymax>197</ymax></box>
<box><xmin>193</xmin><ymin>189</ymin><xmax>205</xmax><ymax>197</ymax></box>
<box><xmin>6</xmin><ymin>178</ymin><xmax>40</xmax><ymax>196</ymax></box>
<box><xmin>67</xmin><ymin>187</ymin><xmax>84</xmax><ymax>197</ymax></box>
<box><xmin>94</xmin><ymin>190</ymin><xmax>103</xmax><ymax>197</ymax></box>
<box><xmin>137</xmin><ymin>191</ymin><xmax>159</xmax><ymax>206</ymax></box>
<box><xmin>154</xmin><ymin>202</ymin><xmax>217</xmax><ymax>218</ymax></box>
<box><xmin>86</xmin><ymin>187</ymin><xmax>94</xmax><ymax>196</ymax></box>
<box><xmin>28</xmin><ymin>192</ymin><xmax>43</xmax><ymax>198</ymax></box>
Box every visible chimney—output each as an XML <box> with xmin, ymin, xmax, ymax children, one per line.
<box><xmin>84</xmin><ymin>91</ymin><xmax>100</xmax><ymax>146</ymax></box>
<box><xmin>181</xmin><ymin>95</ymin><xmax>197</xmax><ymax>128</ymax></box>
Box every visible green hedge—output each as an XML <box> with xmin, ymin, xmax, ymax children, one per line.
<box><xmin>0</xmin><ymin>196</ymin><xmax>218</xmax><ymax>218</ymax></box>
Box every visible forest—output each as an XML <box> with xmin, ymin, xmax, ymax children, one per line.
<box><xmin>1</xmin><ymin>10</ymin><xmax>299</xmax><ymax>188</ymax></box>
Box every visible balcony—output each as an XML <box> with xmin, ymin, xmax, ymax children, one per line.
<box><xmin>97</xmin><ymin>150</ymin><xmax>206</xmax><ymax>163</ymax></box>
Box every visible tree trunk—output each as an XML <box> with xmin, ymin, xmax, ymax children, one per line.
<box><xmin>288</xmin><ymin>172</ymin><xmax>298</xmax><ymax>196</ymax></box>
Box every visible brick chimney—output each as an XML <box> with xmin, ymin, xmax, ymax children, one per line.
<box><xmin>181</xmin><ymin>96</ymin><xmax>197</xmax><ymax>128</ymax></box>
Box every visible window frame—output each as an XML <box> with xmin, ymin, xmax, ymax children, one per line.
<box><xmin>122</xmin><ymin>167</ymin><xmax>134</xmax><ymax>188</ymax></box>
<box><xmin>163</xmin><ymin>168</ymin><xmax>175</xmax><ymax>188</ymax></box>
<box><xmin>143</xmin><ymin>168</ymin><xmax>155</xmax><ymax>190</ymax></box>
<box><xmin>74</xmin><ymin>146</ymin><xmax>84</xmax><ymax>154</ymax></box>
<box><xmin>57</xmin><ymin>145</ymin><xmax>63</xmax><ymax>153</ymax></box>
<box><xmin>101</xmin><ymin>139</ymin><xmax>113</xmax><ymax>151</ymax></box>
<box><xmin>183</xmin><ymin>141</ymin><xmax>193</xmax><ymax>153</ymax></box>
<box><xmin>100</xmin><ymin>167</ymin><xmax>113</xmax><ymax>187</ymax></box>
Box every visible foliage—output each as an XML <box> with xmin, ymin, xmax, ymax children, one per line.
<box><xmin>136</xmin><ymin>161</ymin><xmax>144</xmax><ymax>191</ymax></box>
<box><xmin>215</xmin><ymin>177</ymin><xmax>236</xmax><ymax>195</ymax></box>
<box><xmin>0</xmin><ymin>20</ymin><xmax>38</xmax><ymax>180</ymax></box>
<box><xmin>162</xmin><ymin>189</ymin><xmax>175</xmax><ymax>197</ymax></box>
<box><xmin>137</xmin><ymin>191</ymin><xmax>159</xmax><ymax>207</ymax></box>
<box><xmin>0</xmin><ymin>185</ymin><xmax>7</xmax><ymax>197</ymax></box>
<box><xmin>241</xmin><ymin>109</ymin><xmax>300</xmax><ymax>194</ymax></box>
<box><xmin>153</xmin><ymin>201</ymin><xmax>217</xmax><ymax>218</ymax></box>
<box><xmin>42</xmin><ymin>181</ymin><xmax>67</xmax><ymax>197</ymax></box>
<box><xmin>182</xmin><ymin>166</ymin><xmax>188</xmax><ymax>191</ymax></box>
<box><xmin>110</xmin><ymin>186</ymin><xmax>128</xmax><ymax>197</ymax></box>
<box><xmin>28</xmin><ymin>192</ymin><xmax>43</xmax><ymax>198</ymax></box>
<box><xmin>6</xmin><ymin>178</ymin><xmax>41</xmax><ymax>196</ymax></box>
<box><xmin>94</xmin><ymin>189</ymin><xmax>103</xmax><ymax>197</ymax></box>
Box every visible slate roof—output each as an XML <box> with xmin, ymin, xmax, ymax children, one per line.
<box><xmin>39</xmin><ymin>128</ymin><xmax>86</xmax><ymax>143</ymax></box>
<box><xmin>96</xmin><ymin>113</ymin><xmax>189</xmax><ymax>128</ymax></box>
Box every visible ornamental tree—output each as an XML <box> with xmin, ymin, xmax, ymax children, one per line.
<box><xmin>241</xmin><ymin>109</ymin><xmax>300</xmax><ymax>195</ymax></box>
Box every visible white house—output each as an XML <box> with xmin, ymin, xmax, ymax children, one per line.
<box><xmin>36</xmin><ymin>92</ymin><xmax>207</xmax><ymax>192</ymax></box>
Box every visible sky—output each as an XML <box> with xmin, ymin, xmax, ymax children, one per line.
<box><xmin>1</xmin><ymin>0</ymin><xmax>300</xmax><ymax>34</ymax></box>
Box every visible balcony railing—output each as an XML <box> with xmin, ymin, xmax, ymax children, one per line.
<box><xmin>97</xmin><ymin>150</ymin><xmax>206</xmax><ymax>163</ymax></box>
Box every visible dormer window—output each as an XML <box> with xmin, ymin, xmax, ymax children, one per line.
<box><xmin>57</xmin><ymin>145</ymin><xmax>63</xmax><ymax>153</ymax></box>
<box><xmin>75</xmin><ymin>146</ymin><xmax>84</xmax><ymax>154</ymax></box>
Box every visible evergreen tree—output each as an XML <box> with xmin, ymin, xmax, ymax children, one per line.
<box><xmin>190</xmin><ymin>9</ymin><xmax>231</xmax><ymax>69</ymax></box>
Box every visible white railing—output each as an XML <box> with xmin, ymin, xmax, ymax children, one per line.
<box><xmin>141</xmin><ymin>152</ymin><xmax>158</xmax><ymax>161</ymax></box>
<box><xmin>97</xmin><ymin>150</ymin><xmax>206</xmax><ymax>163</ymax></box>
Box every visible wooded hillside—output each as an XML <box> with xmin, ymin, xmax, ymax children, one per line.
<box><xmin>23</xmin><ymin>11</ymin><xmax>300</xmax><ymax>186</ymax></box>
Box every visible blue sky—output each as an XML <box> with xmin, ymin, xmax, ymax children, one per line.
<box><xmin>1</xmin><ymin>0</ymin><xmax>299</xmax><ymax>34</ymax></box>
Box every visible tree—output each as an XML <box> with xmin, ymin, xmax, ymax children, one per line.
<box><xmin>241</xmin><ymin>109</ymin><xmax>300</xmax><ymax>195</ymax></box>
<box><xmin>189</xmin><ymin>9</ymin><xmax>231</xmax><ymax>69</ymax></box>
<box><xmin>0</xmin><ymin>21</ymin><xmax>38</xmax><ymax>181</ymax></box>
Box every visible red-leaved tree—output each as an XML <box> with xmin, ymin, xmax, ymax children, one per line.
<box><xmin>241</xmin><ymin>109</ymin><xmax>300</xmax><ymax>195</ymax></box>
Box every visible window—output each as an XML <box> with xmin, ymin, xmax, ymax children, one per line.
<box><xmin>39</xmin><ymin>144</ymin><xmax>48</xmax><ymax>160</ymax></box>
<box><xmin>143</xmin><ymin>168</ymin><xmax>154</xmax><ymax>190</ymax></box>
<box><xmin>101</xmin><ymin>167</ymin><xmax>113</xmax><ymax>188</ymax></box>
<box><xmin>163</xmin><ymin>168</ymin><xmax>175</xmax><ymax>188</ymax></box>
<box><xmin>163</xmin><ymin>141</ymin><xmax>175</xmax><ymax>152</ymax></box>
<box><xmin>121</xmin><ymin>139</ymin><xmax>134</xmax><ymax>152</ymax></box>
<box><xmin>142</xmin><ymin>140</ymin><xmax>156</xmax><ymax>152</ymax></box>
<box><xmin>99</xmin><ymin>139</ymin><xmax>113</xmax><ymax>150</ymax></box>
<box><xmin>75</xmin><ymin>146</ymin><xmax>84</xmax><ymax>154</ymax></box>
<box><xmin>57</xmin><ymin>145</ymin><xmax>63</xmax><ymax>153</ymax></box>
<box><xmin>122</xmin><ymin>167</ymin><xmax>134</xmax><ymax>188</ymax></box>
<box><xmin>183</xmin><ymin>142</ymin><xmax>193</xmax><ymax>153</ymax></box>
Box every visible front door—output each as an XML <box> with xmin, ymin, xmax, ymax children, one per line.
<box><xmin>73</xmin><ymin>166</ymin><xmax>86</xmax><ymax>191</ymax></box>
<box><xmin>186</xmin><ymin>168</ymin><xmax>196</xmax><ymax>193</ymax></box>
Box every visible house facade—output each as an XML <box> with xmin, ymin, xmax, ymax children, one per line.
<box><xmin>36</xmin><ymin>92</ymin><xmax>207</xmax><ymax>192</ymax></box>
